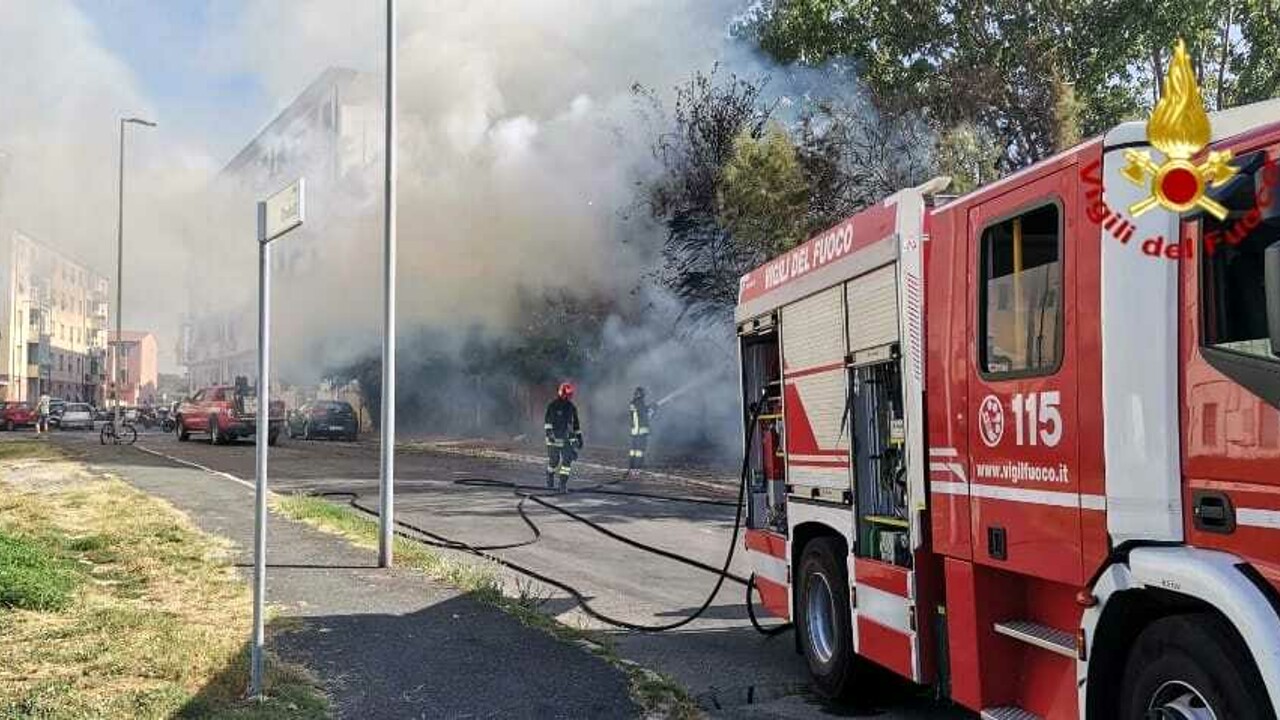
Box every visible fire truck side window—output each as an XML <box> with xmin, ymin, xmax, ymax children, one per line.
<box><xmin>1202</xmin><ymin>153</ymin><xmax>1279</xmax><ymax>362</ymax></box>
<box><xmin>1200</xmin><ymin>150</ymin><xmax>1280</xmax><ymax>407</ymax></box>
<box><xmin>979</xmin><ymin>204</ymin><xmax>1062</xmax><ymax>376</ymax></box>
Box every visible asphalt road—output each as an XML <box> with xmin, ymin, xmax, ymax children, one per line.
<box><xmin>48</xmin><ymin>427</ymin><xmax>970</xmax><ymax>719</ymax></box>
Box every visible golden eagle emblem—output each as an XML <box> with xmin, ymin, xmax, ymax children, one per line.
<box><xmin>1122</xmin><ymin>39</ymin><xmax>1236</xmax><ymax>219</ymax></box>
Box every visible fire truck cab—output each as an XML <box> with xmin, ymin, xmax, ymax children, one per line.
<box><xmin>735</xmin><ymin>98</ymin><xmax>1280</xmax><ymax>718</ymax></box>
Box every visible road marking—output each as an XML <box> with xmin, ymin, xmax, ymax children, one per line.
<box><xmin>133</xmin><ymin>444</ymin><xmax>266</xmax><ymax>494</ymax></box>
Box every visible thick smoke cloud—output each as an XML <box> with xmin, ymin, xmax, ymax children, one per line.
<box><xmin>0</xmin><ymin>1</ymin><xmax>218</xmax><ymax>371</ymax></box>
<box><xmin>3</xmin><ymin>1</ymin><xmax>766</xmax><ymax>454</ymax></box>
<box><xmin>200</xmin><ymin>0</ymin><xmax>757</xmax><ymax>453</ymax></box>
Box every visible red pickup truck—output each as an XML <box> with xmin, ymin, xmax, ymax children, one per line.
<box><xmin>1</xmin><ymin>402</ymin><xmax>36</xmax><ymax>431</ymax></box>
<box><xmin>174</xmin><ymin>384</ymin><xmax>284</xmax><ymax>446</ymax></box>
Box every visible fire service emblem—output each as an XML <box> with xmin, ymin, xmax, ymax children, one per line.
<box><xmin>1122</xmin><ymin>39</ymin><xmax>1237</xmax><ymax>220</ymax></box>
<box><xmin>979</xmin><ymin>395</ymin><xmax>1004</xmax><ymax>448</ymax></box>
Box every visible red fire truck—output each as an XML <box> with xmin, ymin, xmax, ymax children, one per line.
<box><xmin>735</xmin><ymin>98</ymin><xmax>1280</xmax><ymax>718</ymax></box>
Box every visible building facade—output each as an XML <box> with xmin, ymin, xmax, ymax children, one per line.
<box><xmin>0</xmin><ymin>230</ymin><xmax>110</xmax><ymax>403</ymax></box>
<box><xmin>183</xmin><ymin>67</ymin><xmax>381</xmax><ymax>386</ymax></box>
<box><xmin>108</xmin><ymin>330</ymin><xmax>158</xmax><ymax>406</ymax></box>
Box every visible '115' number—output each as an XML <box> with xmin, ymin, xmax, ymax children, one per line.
<box><xmin>1012</xmin><ymin>391</ymin><xmax>1062</xmax><ymax>447</ymax></box>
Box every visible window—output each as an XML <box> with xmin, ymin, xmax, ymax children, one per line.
<box><xmin>980</xmin><ymin>203</ymin><xmax>1062</xmax><ymax>376</ymax></box>
<box><xmin>1201</xmin><ymin>150</ymin><xmax>1280</xmax><ymax>406</ymax></box>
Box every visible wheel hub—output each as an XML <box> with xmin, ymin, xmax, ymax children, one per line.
<box><xmin>1147</xmin><ymin>680</ymin><xmax>1217</xmax><ymax>720</ymax></box>
<box><xmin>806</xmin><ymin>571</ymin><xmax>837</xmax><ymax>665</ymax></box>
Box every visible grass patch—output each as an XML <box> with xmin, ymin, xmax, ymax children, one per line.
<box><xmin>0</xmin><ymin>440</ymin><xmax>63</xmax><ymax>462</ymax></box>
<box><xmin>0</xmin><ymin>533</ymin><xmax>79</xmax><ymax>611</ymax></box>
<box><xmin>274</xmin><ymin>493</ymin><xmax>701</xmax><ymax>718</ymax></box>
<box><xmin>0</xmin><ymin>457</ymin><xmax>328</xmax><ymax>719</ymax></box>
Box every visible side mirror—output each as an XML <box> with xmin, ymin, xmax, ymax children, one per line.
<box><xmin>1266</xmin><ymin>242</ymin><xmax>1280</xmax><ymax>357</ymax></box>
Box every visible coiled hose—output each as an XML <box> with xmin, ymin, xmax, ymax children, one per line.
<box><xmin>317</xmin><ymin>400</ymin><xmax>792</xmax><ymax>635</ymax></box>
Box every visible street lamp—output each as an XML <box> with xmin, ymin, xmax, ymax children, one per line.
<box><xmin>114</xmin><ymin>117</ymin><xmax>156</xmax><ymax>422</ymax></box>
<box><xmin>378</xmin><ymin>0</ymin><xmax>398</xmax><ymax>567</ymax></box>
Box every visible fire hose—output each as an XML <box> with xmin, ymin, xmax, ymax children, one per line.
<box><xmin>314</xmin><ymin>399</ymin><xmax>792</xmax><ymax>636</ymax></box>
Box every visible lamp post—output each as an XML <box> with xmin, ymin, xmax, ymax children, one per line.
<box><xmin>378</xmin><ymin>0</ymin><xmax>398</xmax><ymax>567</ymax></box>
<box><xmin>114</xmin><ymin>117</ymin><xmax>156</xmax><ymax>422</ymax></box>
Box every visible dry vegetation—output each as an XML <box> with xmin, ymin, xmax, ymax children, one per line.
<box><xmin>0</xmin><ymin>440</ymin><xmax>328</xmax><ymax>719</ymax></box>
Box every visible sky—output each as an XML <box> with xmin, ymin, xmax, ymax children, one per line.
<box><xmin>70</xmin><ymin>0</ymin><xmax>357</xmax><ymax>164</ymax></box>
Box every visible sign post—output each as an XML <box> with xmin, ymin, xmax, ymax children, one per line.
<box><xmin>250</xmin><ymin>177</ymin><xmax>305</xmax><ymax>700</ymax></box>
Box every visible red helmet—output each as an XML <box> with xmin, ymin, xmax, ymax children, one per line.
<box><xmin>557</xmin><ymin>382</ymin><xmax>575</xmax><ymax>400</ymax></box>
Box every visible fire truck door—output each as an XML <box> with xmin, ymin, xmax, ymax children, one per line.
<box><xmin>965</xmin><ymin>169</ymin><xmax>1085</xmax><ymax>586</ymax></box>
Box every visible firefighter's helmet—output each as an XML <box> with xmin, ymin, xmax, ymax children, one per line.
<box><xmin>558</xmin><ymin>382</ymin><xmax>576</xmax><ymax>400</ymax></box>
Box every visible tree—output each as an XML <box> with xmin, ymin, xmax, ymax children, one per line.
<box><xmin>793</xmin><ymin>99</ymin><xmax>935</xmax><ymax>227</ymax></box>
<box><xmin>716</xmin><ymin>124</ymin><xmax>810</xmax><ymax>257</ymax></box>
<box><xmin>636</xmin><ymin>66</ymin><xmax>777</xmax><ymax>320</ymax></box>
<box><xmin>742</xmin><ymin>0</ymin><xmax>1280</xmax><ymax>174</ymax></box>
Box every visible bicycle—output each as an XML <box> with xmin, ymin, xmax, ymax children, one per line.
<box><xmin>99</xmin><ymin>417</ymin><xmax>138</xmax><ymax>445</ymax></box>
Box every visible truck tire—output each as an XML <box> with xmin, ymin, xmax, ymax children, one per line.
<box><xmin>797</xmin><ymin>537</ymin><xmax>856</xmax><ymax>700</ymax></box>
<box><xmin>1119</xmin><ymin>613</ymin><xmax>1273</xmax><ymax>719</ymax></box>
<box><xmin>176</xmin><ymin>417</ymin><xmax>189</xmax><ymax>442</ymax></box>
<box><xmin>209</xmin><ymin>415</ymin><xmax>222</xmax><ymax>445</ymax></box>
<box><xmin>3</xmin><ymin>419</ymin><xmax>11</xmax><ymax>431</ymax></box>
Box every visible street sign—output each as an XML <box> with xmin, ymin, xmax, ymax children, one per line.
<box><xmin>250</xmin><ymin>176</ymin><xmax>305</xmax><ymax>699</ymax></box>
<box><xmin>262</xmin><ymin>178</ymin><xmax>305</xmax><ymax>242</ymax></box>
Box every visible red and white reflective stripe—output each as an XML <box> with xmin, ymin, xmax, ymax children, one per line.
<box><xmin>856</xmin><ymin>584</ymin><xmax>914</xmax><ymax>634</ymax></box>
<box><xmin>928</xmin><ymin>447</ymin><xmax>968</xmax><ymax>483</ymax></box>
<box><xmin>1238</xmin><ymin>508</ymin><xmax>1280</xmax><ymax>530</ymax></box>
<box><xmin>932</xmin><ymin>481</ymin><xmax>1106</xmax><ymax>511</ymax></box>
<box><xmin>748</xmin><ymin>550</ymin><xmax>789</xmax><ymax>586</ymax></box>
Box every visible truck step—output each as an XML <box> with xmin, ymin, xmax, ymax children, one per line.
<box><xmin>980</xmin><ymin>707</ymin><xmax>1042</xmax><ymax>720</ymax></box>
<box><xmin>993</xmin><ymin>619</ymin><xmax>1076</xmax><ymax>658</ymax></box>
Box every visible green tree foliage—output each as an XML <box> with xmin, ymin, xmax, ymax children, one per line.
<box><xmin>717</xmin><ymin>124</ymin><xmax>810</xmax><ymax>256</ymax></box>
<box><xmin>636</xmin><ymin>67</ymin><xmax>777</xmax><ymax>319</ymax></box>
<box><xmin>637</xmin><ymin>67</ymin><xmax>936</xmax><ymax>317</ymax></box>
<box><xmin>744</xmin><ymin>0</ymin><xmax>1280</xmax><ymax>174</ymax></box>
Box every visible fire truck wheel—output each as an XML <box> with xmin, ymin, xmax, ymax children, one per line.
<box><xmin>209</xmin><ymin>416</ymin><xmax>222</xmax><ymax>445</ymax></box>
<box><xmin>797</xmin><ymin>537</ymin><xmax>855</xmax><ymax>700</ymax></box>
<box><xmin>1119</xmin><ymin>613</ymin><xmax>1271</xmax><ymax>720</ymax></box>
<box><xmin>176</xmin><ymin>417</ymin><xmax>189</xmax><ymax>442</ymax></box>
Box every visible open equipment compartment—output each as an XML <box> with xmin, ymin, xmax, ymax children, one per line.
<box><xmin>739</xmin><ymin>313</ymin><xmax>786</xmax><ymax>535</ymax></box>
<box><xmin>844</xmin><ymin>263</ymin><xmax>912</xmax><ymax>567</ymax></box>
<box><xmin>849</xmin><ymin>344</ymin><xmax>910</xmax><ymax>566</ymax></box>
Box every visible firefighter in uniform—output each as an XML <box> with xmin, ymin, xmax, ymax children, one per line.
<box><xmin>545</xmin><ymin>382</ymin><xmax>583</xmax><ymax>493</ymax></box>
<box><xmin>628</xmin><ymin>386</ymin><xmax>652</xmax><ymax>471</ymax></box>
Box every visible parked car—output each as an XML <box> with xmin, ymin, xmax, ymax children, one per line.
<box><xmin>58</xmin><ymin>403</ymin><xmax>94</xmax><ymax>430</ymax></box>
<box><xmin>93</xmin><ymin>406</ymin><xmax>113</xmax><ymax>422</ymax></box>
<box><xmin>174</xmin><ymin>382</ymin><xmax>284</xmax><ymax>445</ymax></box>
<box><xmin>46</xmin><ymin>398</ymin><xmax>66</xmax><ymax>428</ymax></box>
<box><xmin>1</xmin><ymin>402</ymin><xmax>36</xmax><ymax>430</ymax></box>
<box><xmin>286</xmin><ymin>401</ymin><xmax>359</xmax><ymax>441</ymax></box>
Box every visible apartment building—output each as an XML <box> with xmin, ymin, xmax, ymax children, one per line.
<box><xmin>183</xmin><ymin>67</ymin><xmax>381</xmax><ymax>385</ymax></box>
<box><xmin>108</xmin><ymin>330</ymin><xmax>158</xmax><ymax>406</ymax></box>
<box><xmin>0</xmin><ymin>230</ymin><xmax>110</xmax><ymax>403</ymax></box>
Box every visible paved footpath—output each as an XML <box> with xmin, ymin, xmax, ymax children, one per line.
<box><xmin>84</xmin><ymin>441</ymin><xmax>638</xmax><ymax>720</ymax></box>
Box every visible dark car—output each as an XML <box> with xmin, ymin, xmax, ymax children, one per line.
<box><xmin>1</xmin><ymin>402</ymin><xmax>36</xmax><ymax>430</ymax></box>
<box><xmin>46</xmin><ymin>399</ymin><xmax>66</xmax><ymax>429</ymax></box>
<box><xmin>286</xmin><ymin>401</ymin><xmax>358</xmax><ymax>441</ymax></box>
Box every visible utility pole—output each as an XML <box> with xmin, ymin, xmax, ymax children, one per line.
<box><xmin>115</xmin><ymin>117</ymin><xmax>156</xmax><ymax>420</ymax></box>
<box><xmin>378</xmin><ymin>0</ymin><xmax>398</xmax><ymax>567</ymax></box>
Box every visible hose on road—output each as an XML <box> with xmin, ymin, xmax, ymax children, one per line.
<box><xmin>315</xmin><ymin>399</ymin><xmax>792</xmax><ymax>636</ymax></box>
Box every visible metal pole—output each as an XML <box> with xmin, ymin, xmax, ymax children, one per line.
<box><xmin>378</xmin><ymin>0</ymin><xmax>398</xmax><ymax>568</ymax></box>
<box><xmin>114</xmin><ymin>120</ymin><xmax>124</xmax><ymax>421</ymax></box>
<box><xmin>250</xmin><ymin>202</ymin><xmax>270</xmax><ymax>698</ymax></box>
